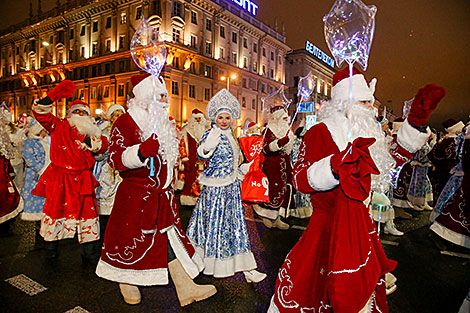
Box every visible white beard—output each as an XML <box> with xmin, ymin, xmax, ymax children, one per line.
<box><xmin>127</xmin><ymin>97</ymin><xmax>179</xmax><ymax>170</ymax></box>
<box><xmin>267</xmin><ymin>115</ymin><xmax>295</xmax><ymax>154</ymax></box>
<box><xmin>185</xmin><ymin>121</ymin><xmax>208</xmax><ymax>142</ymax></box>
<box><xmin>349</xmin><ymin>104</ymin><xmax>396</xmax><ymax>194</ymax></box>
<box><xmin>67</xmin><ymin>114</ymin><xmax>101</xmax><ymax>137</ymax></box>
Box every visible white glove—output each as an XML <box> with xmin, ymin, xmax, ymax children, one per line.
<box><xmin>87</xmin><ymin>137</ymin><xmax>103</xmax><ymax>153</ymax></box>
<box><xmin>202</xmin><ymin>127</ymin><xmax>221</xmax><ymax>151</ymax></box>
<box><xmin>239</xmin><ymin>160</ymin><xmax>254</xmax><ymax>175</ymax></box>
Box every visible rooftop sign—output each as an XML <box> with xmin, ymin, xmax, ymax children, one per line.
<box><xmin>305</xmin><ymin>41</ymin><xmax>335</xmax><ymax>68</ymax></box>
<box><xmin>231</xmin><ymin>0</ymin><xmax>258</xmax><ymax>16</ymax></box>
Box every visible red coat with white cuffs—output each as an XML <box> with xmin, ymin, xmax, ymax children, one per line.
<box><xmin>95</xmin><ymin>113</ymin><xmax>204</xmax><ymax>286</ymax></box>
<box><xmin>268</xmin><ymin>115</ymin><xmax>429</xmax><ymax>313</ymax></box>
<box><xmin>32</xmin><ymin>109</ymin><xmax>108</xmax><ymax>243</ymax></box>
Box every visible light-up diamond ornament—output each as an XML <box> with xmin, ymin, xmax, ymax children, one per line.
<box><xmin>261</xmin><ymin>86</ymin><xmax>292</xmax><ymax>125</ymax></box>
<box><xmin>324</xmin><ymin>0</ymin><xmax>377</xmax><ymax>71</ymax></box>
<box><xmin>297</xmin><ymin>71</ymin><xmax>316</xmax><ymax>102</ymax></box>
<box><xmin>402</xmin><ymin>97</ymin><xmax>414</xmax><ymax>119</ymax></box>
<box><xmin>130</xmin><ymin>16</ymin><xmax>167</xmax><ymax>76</ymax></box>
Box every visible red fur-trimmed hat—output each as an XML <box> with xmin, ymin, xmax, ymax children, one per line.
<box><xmin>68</xmin><ymin>99</ymin><xmax>91</xmax><ymax>116</ymax></box>
<box><xmin>331</xmin><ymin>66</ymin><xmax>376</xmax><ymax>103</ymax></box>
<box><xmin>248</xmin><ymin>122</ymin><xmax>257</xmax><ymax>128</ymax></box>
<box><xmin>192</xmin><ymin>108</ymin><xmax>203</xmax><ymax>115</ymax></box>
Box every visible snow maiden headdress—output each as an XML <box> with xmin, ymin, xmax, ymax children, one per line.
<box><xmin>206</xmin><ymin>89</ymin><xmax>241</xmax><ymax>121</ymax></box>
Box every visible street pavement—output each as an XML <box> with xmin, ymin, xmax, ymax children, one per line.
<box><xmin>0</xmin><ymin>204</ymin><xmax>469</xmax><ymax>313</ymax></box>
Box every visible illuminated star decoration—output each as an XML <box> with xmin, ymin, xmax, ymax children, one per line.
<box><xmin>323</xmin><ymin>0</ymin><xmax>377</xmax><ymax>71</ymax></box>
<box><xmin>130</xmin><ymin>15</ymin><xmax>167</xmax><ymax>76</ymax></box>
<box><xmin>402</xmin><ymin>97</ymin><xmax>414</xmax><ymax>119</ymax></box>
<box><xmin>261</xmin><ymin>86</ymin><xmax>292</xmax><ymax>123</ymax></box>
<box><xmin>297</xmin><ymin>71</ymin><xmax>315</xmax><ymax>102</ymax></box>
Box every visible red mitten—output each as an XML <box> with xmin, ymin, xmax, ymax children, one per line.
<box><xmin>407</xmin><ymin>84</ymin><xmax>445</xmax><ymax>127</ymax></box>
<box><xmin>47</xmin><ymin>80</ymin><xmax>77</xmax><ymax>102</ymax></box>
<box><xmin>278</xmin><ymin>132</ymin><xmax>290</xmax><ymax>147</ymax></box>
<box><xmin>330</xmin><ymin>144</ymin><xmax>352</xmax><ymax>176</ymax></box>
<box><xmin>139</xmin><ymin>136</ymin><xmax>160</xmax><ymax>158</ymax></box>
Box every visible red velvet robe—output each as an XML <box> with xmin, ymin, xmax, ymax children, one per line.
<box><xmin>179</xmin><ymin>129</ymin><xmax>205</xmax><ymax>205</ymax></box>
<box><xmin>256</xmin><ymin>127</ymin><xmax>294</xmax><ymax>219</ymax></box>
<box><xmin>32</xmin><ymin>110</ymin><xmax>107</xmax><ymax>243</ymax></box>
<box><xmin>429</xmin><ymin>137</ymin><xmax>459</xmax><ymax>195</ymax></box>
<box><xmin>95</xmin><ymin>113</ymin><xmax>203</xmax><ymax>286</ymax></box>
<box><xmin>269</xmin><ymin>120</ymin><xmax>416</xmax><ymax>313</ymax></box>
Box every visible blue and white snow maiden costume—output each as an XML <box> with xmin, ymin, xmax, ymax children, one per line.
<box><xmin>21</xmin><ymin>120</ymin><xmax>50</xmax><ymax>221</ymax></box>
<box><xmin>186</xmin><ymin>89</ymin><xmax>259</xmax><ymax>278</ymax></box>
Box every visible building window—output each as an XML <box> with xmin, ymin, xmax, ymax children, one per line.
<box><xmin>173</xmin><ymin>56</ymin><xmax>180</xmax><ymax>69</ymax></box>
<box><xmin>262</xmin><ymin>48</ymin><xmax>266</xmax><ymax>57</ymax></box>
<box><xmin>120</xmin><ymin>13</ymin><xmax>127</xmax><ymax>24</ymax></box>
<box><xmin>219</xmin><ymin>47</ymin><xmax>225</xmax><ymax>59</ymax></box>
<box><xmin>261</xmin><ymin>83</ymin><xmax>265</xmax><ymax>93</ymax></box>
<box><xmin>232</xmin><ymin>32</ymin><xmax>237</xmax><ymax>43</ymax></box>
<box><xmin>251</xmin><ymin>99</ymin><xmax>256</xmax><ymax>109</ymax></box>
<box><xmin>278</xmin><ymin>55</ymin><xmax>282</xmax><ymax>64</ymax></box>
<box><xmin>242</xmin><ymin>97</ymin><xmax>246</xmax><ymax>108</ymax></box>
<box><xmin>92</xmin><ymin>21</ymin><xmax>98</xmax><ymax>32</ymax></box>
<box><xmin>118</xmin><ymin>84</ymin><xmax>125</xmax><ymax>96</ymax></box>
<box><xmin>91</xmin><ymin>87</ymin><xmax>97</xmax><ymax>99</ymax></box>
<box><xmin>204</xmin><ymin>65</ymin><xmax>212</xmax><ymax>78</ymax></box>
<box><xmin>270</xmin><ymin>69</ymin><xmax>274</xmax><ymax>79</ymax></box>
<box><xmin>172</xmin><ymin>28</ymin><xmax>180</xmax><ymax>42</ymax></box>
<box><xmin>262</xmin><ymin>65</ymin><xmax>266</xmax><ymax>76</ymax></box>
<box><xmin>205</xmin><ymin>41</ymin><xmax>212</xmax><ymax>56</ymax></box>
<box><xmin>119</xmin><ymin>60</ymin><xmax>126</xmax><ymax>72</ymax></box>
<box><xmin>172</xmin><ymin>1</ymin><xmax>182</xmax><ymax>18</ymax></box>
<box><xmin>243</xmin><ymin>57</ymin><xmax>248</xmax><ymax>69</ymax></box>
<box><xmin>243</xmin><ymin>38</ymin><xmax>247</xmax><ymax>48</ymax></box>
<box><xmin>106</xmin><ymin>17</ymin><xmax>112</xmax><ymax>29</ymax></box>
<box><xmin>79</xmin><ymin>89</ymin><xmax>84</xmax><ymax>99</ymax></box>
<box><xmin>190</xmin><ymin>35</ymin><xmax>197</xmax><ymax>48</ymax></box>
<box><xmin>191</xmin><ymin>11</ymin><xmax>197</xmax><ymax>24</ymax></box>
<box><xmin>253</xmin><ymin>43</ymin><xmax>257</xmax><ymax>53</ymax></box>
<box><xmin>189</xmin><ymin>85</ymin><xmax>196</xmax><ymax>98</ymax></box>
<box><xmin>232</xmin><ymin>52</ymin><xmax>237</xmax><ymax>65</ymax></box>
<box><xmin>105</xmin><ymin>39</ymin><xmax>111</xmax><ymax>52</ymax></box>
<box><xmin>171</xmin><ymin>81</ymin><xmax>179</xmax><ymax>95</ymax></box>
<box><xmin>204</xmin><ymin>88</ymin><xmax>210</xmax><ymax>101</ymax></box>
<box><xmin>220</xmin><ymin>26</ymin><xmax>225</xmax><ymax>38</ymax></box>
<box><xmin>80</xmin><ymin>46</ymin><xmax>85</xmax><ymax>57</ymax></box>
<box><xmin>253</xmin><ymin>62</ymin><xmax>257</xmax><ymax>72</ymax></box>
<box><xmin>242</xmin><ymin>78</ymin><xmax>247</xmax><ymax>88</ymax></box>
<box><xmin>136</xmin><ymin>6</ymin><xmax>142</xmax><ymax>20</ymax></box>
<box><xmin>92</xmin><ymin>42</ymin><xmax>98</xmax><ymax>55</ymax></box>
<box><xmin>271</xmin><ymin>51</ymin><xmax>274</xmax><ymax>61</ymax></box>
<box><xmin>119</xmin><ymin>35</ymin><xmax>125</xmax><ymax>49</ymax></box>
<box><xmin>104</xmin><ymin>63</ymin><xmax>110</xmax><ymax>75</ymax></box>
<box><xmin>70</xmin><ymin>29</ymin><xmax>74</xmax><ymax>39</ymax></box>
<box><xmin>104</xmin><ymin>86</ymin><xmax>109</xmax><ymax>98</ymax></box>
<box><xmin>206</xmin><ymin>19</ymin><xmax>212</xmax><ymax>31</ymax></box>
<box><xmin>80</xmin><ymin>25</ymin><xmax>85</xmax><ymax>36</ymax></box>
<box><xmin>189</xmin><ymin>62</ymin><xmax>196</xmax><ymax>73</ymax></box>
<box><xmin>92</xmin><ymin>66</ymin><xmax>97</xmax><ymax>77</ymax></box>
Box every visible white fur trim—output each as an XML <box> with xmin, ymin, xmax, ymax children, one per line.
<box><xmin>322</xmin><ymin>116</ymin><xmax>350</xmax><ymax>151</ymax></box>
<box><xmin>95</xmin><ymin>259</ymin><xmax>169</xmax><ymax>286</ymax></box>
<box><xmin>392</xmin><ymin>122</ymin><xmax>403</xmax><ymax>135</ymax></box>
<box><xmin>268</xmin><ymin>140</ymin><xmax>281</xmax><ymax>152</ymax></box>
<box><xmin>252</xmin><ymin>204</ymin><xmax>279</xmax><ymax>220</ymax></box>
<box><xmin>167</xmin><ymin>226</ymin><xmax>204</xmax><ymax>279</ymax></box>
<box><xmin>445</xmin><ymin>121</ymin><xmax>465</xmax><ymax>135</ymax></box>
<box><xmin>20</xmin><ymin>212</ymin><xmax>44</xmax><ymax>221</ymax></box>
<box><xmin>197</xmin><ymin>144</ymin><xmax>215</xmax><ymax>159</ymax></box>
<box><xmin>180</xmin><ymin>195</ymin><xmax>197</xmax><ymax>206</ymax></box>
<box><xmin>267</xmin><ymin>296</ymin><xmax>280</xmax><ymax>313</ymax></box>
<box><xmin>430</xmin><ymin>222</ymin><xmax>470</xmax><ymax>249</ymax></box>
<box><xmin>306</xmin><ymin>155</ymin><xmax>339</xmax><ymax>191</ymax></box>
<box><xmin>194</xmin><ymin>246</ymin><xmax>257</xmax><ymax>278</ymax></box>
<box><xmin>332</xmin><ymin>74</ymin><xmax>375</xmax><ymax>103</ymax></box>
<box><xmin>133</xmin><ymin>76</ymin><xmax>168</xmax><ymax>102</ymax></box>
<box><xmin>32</xmin><ymin>103</ymin><xmax>52</xmax><ymax>114</ymax></box>
<box><xmin>398</xmin><ymin>119</ymin><xmax>431</xmax><ymax>153</ymax></box>
<box><xmin>122</xmin><ymin>144</ymin><xmax>147</xmax><ymax>169</ymax></box>
<box><xmin>0</xmin><ymin>199</ymin><xmax>23</xmax><ymax>224</ymax></box>
<box><xmin>69</xmin><ymin>103</ymin><xmax>91</xmax><ymax>116</ymax></box>
<box><xmin>106</xmin><ymin>104</ymin><xmax>126</xmax><ymax>120</ymax></box>
<box><xmin>40</xmin><ymin>215</ymin><xmax>99</xmax><ymax>243</ymax></box>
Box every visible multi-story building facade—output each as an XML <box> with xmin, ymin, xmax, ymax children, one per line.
<box><xmin>285</xmin><ymin>42</ymin><xmax>336</xmax><ymax>128</ymax></box>
<box><xmin>0</xmin><ymin>0</ymin><xmax>290</xmax><ymax>128</ymax></box>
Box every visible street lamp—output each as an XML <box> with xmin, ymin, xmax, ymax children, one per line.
<box><xmin>220</xmin><ymin>74</ymin><xmax>237</xmax><ymax>90</ymax></box>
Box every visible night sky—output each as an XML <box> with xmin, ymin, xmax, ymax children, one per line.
<box><xmin>1</xmin><ymin>0</ymin><xmax>469</xmax><ymax>128</ymax></box>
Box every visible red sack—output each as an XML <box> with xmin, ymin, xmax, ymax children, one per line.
<box><xmin>239</xmin><ymin>135</ymin><xmax>269</xmax><ymax>204</ymax></box>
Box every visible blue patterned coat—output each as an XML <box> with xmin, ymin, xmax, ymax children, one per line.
<box><xmin>21</xmin><ymin>137</ymin><xmax>49</xmax><ymax>220</ymax></box>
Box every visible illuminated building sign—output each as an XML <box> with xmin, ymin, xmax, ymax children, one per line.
<box><xmin>305</xmin><ymin>114</ymin><xmax>317</xmax><ymax>128</ymax></box>
<box><xmin>297</xmin><ymin>102</ymin><xmax>315</xmax><ymax>113</ymax></box>
<box><xmin>305</xmin><ymin>41</ymin><xmax>335</xmax><ymax>68</ymax></box>
<box><xmin>231</xmin><ymin>0</ymin><xmax>258</xmax><ymax>16</ymax></box>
